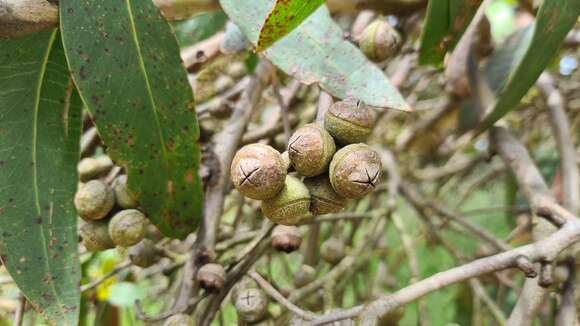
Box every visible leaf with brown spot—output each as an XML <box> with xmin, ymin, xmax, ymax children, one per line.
<box><xmin>0</xmin><ymin>30</ymin><xmax>81</xmax><ymax>325</ymax></box>
<box><xmin>257</xmin><ymin>0</ymin><xmax>325</xmax><ymax>52</ymax></box>
<box><xmin>221</xmin><ymin>0</ymin><xmax>409</xmax><ymax>110</ymax></box>
<box><xmin>60</xmin><ymin>0</ymin><xmax>204</xmax><ymax>239</ymax></box>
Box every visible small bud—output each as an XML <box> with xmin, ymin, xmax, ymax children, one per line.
<box><xmin>163</xmin><ymin>314</ymin><xmax>194</xmax><ymax>326</ymax></box>
<box><xmin>271</xmin><ymin>225</ymin><xmax>302</xmax><ymax>253</ymax></box>
<box><xmin>320</xmin><ymin>237</ymin><xmax>346</xmax><ymax>265</ymax></box>
<box><xmin>79</xmin><ymin>220</ymin><xmax>115</xmax><ymax>252</ymax></box>
<box><xmin>108</xmin><ymin>209</ymin><xmax>147</xmax><ymax>247</ymax></box>
<box><xmin>77</xmin><ymin>155</ymin><xmax>113</xmax><ymax>181</ymax></box>
<box><xmin>234</xmin><ymin>288</ymin><xmax>268</xmax><ymax>323</ymax></box>
<box><xmin>112</xmin><ymin>175</ymin><xmax>138</xmax><ymax>209</ymax></box>
<box><xmin>74</xmin><ymin>180</ymin><xmax>115</xmax><ymax>221</ymax></box>
<box><xmin>128</xmin><ymin>239</ymin><xmax>160</xmax><ymax>268</ymax></box>
<box><xmin>231</xmin><ymin>144</ymin><xmax>287</xmax><ymax>200</ymax></box>
<box><xmin>293</xmin><ymin>264</ymin><xmax>316</xmax><ymax>288</ymax></box>
<box><xmin>359</xmin><ymin>19</ymin><xmax>401</xmax><ymax>62</ymax></box>
<box><xmin>197</xmin><ymin>263</ymin><xmax>226</xmax><ymax>292</ymax></box>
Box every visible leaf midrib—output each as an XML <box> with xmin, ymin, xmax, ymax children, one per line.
<box><xmin>31</xmin><ymin>29</ymin><xmax>69</xmax><ymax>322</ymax></box>
<box><xmin>124</xmin><ymin>0</ymin><xmax>169</xmax><ymax>164</ymax></box>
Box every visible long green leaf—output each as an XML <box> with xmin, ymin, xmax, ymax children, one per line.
<box><xmin>60</xmin><ymin>0</ymin><xmax>203</xmax><ymax>239</ymax></box>
<box><xmin>221</xmin><ymin>0</ymin><xmax>409</xmax><ymax>110</ymax></box>
<box><xmin>477</xmin><ymin>0</ymin><xmax>580</xmax><ymax>132</ymax></box>
<box><xmin>0</xmin><ymin>30</ymin><xmax>81</xmax><ymax>325</ymax></box>
<box><xmin>419</xmin><ymin>0</ymin><xmax>483</xmax><ymax>66</ymax></box>
<box><xmin>256</xmin><ymin>0</ymin><xmax>325</xmax><ymax>52</ymax></box>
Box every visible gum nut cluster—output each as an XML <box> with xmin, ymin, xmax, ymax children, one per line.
<box><xmin>74</xmin><ymin>156</ymin><xmax>157</xmax><ymax>264</ymax></box>
<box><xmin>229</xmin><ymin>98</ymin><xmax>382</xmax><ymax>227</ymax></box>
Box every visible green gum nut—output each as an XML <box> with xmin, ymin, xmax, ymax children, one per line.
<box><xmin>303</xmin><ymin>174</ymin><xmax>346</xmax><ymax>215</ymax></box>
<box><xmin>261</xmin><ymin>175</ymin><xmax>311</xmax><ymax>225</ymax></box>
<box><xmin>324</xmin><ymin>99</ymin><xmax>375</xmax><ymax>145</ymax></box>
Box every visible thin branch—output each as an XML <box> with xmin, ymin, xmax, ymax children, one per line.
<box><xmin>13</xmin><ymin>295</ymin><xmax>25</xmax><ymax>326</ymax></box>
<box><xmin>555</xmin><ymin>259</ymin><xmax>577</xmax><ymax>326</ymax></box>
<box><xmin>248</xmin><ymin>271</ymin><xmax>317</xmax><ymax>320</ymax></box>
<box><xmin>391</xmin><ymin>213</ymin><xmax>430</xmax><ymax>325</ymax></box>
<box><xmin>538</xmin><ymin>73</ymin><xmax>580</xmax><ymax>214</ymax></box>
<box><xmin>401</xmin><ymin>182</ymin><xmax>511</xmax><ymax>252</ymax></box>
<box><xmin>490</xmin><ymin>126</ymin><xmax>558</xmax><ymax>326</ymax></box>
<box><xmin>270</xmin><ymin>70</ymin><xmax>292</xmax><ymax>144</ymax></box>
<box><xmin>81</xmin><ymin>261</ymin><xmax>132</xmax><ymax>292</ymax></box>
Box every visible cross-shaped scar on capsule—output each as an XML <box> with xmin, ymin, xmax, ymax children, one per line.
<box><xmin>352</xmin><ymin>166</ymin><xmax>379</xmax><ymax>189</ymax></box>
<box><xmin>288</xmin><ymin>135</ymin><xmax>302</xmax><ymax>154</ymax></box>
<box><xmin>239</xmin><ymin>165</ymin><xmax>259</xmax><ymax>186</ymax></box>
<box><xmin>241</xmin><ymin>292</ymin><xmax>255</xmax><ymax>305</ymax></box>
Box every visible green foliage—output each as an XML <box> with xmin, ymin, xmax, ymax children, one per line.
<box><xmin>419</xmin><ymin>0</ymin><xmax>484</xmax><ymax>66</ymax></box>
<box><xmin>256</xmin><ymin>0</ymin><xmax>325</xmax><ymax>51</ymax></box>
<box><xmin>220</xmin><ymin>0</ymin><xmax>409</xmax><ymax>110</ymax></box>
<box><xmin>108</xmin><ymin>283</ymin><xmax>145</xmax><ymax>307</ymax></box>
<box><xmin>478</xmin><ymin>0</ymin><xmax>580</xmax><ymax>131</ymax></box>
<box><xmin>0</xmin><ymin>30</ymin><xmax>81</xmax><ymax>325</ymax></box>
<box><xmin>485</xmin><ymin>0</ymin><xmax>517</xmax><ymax>42</ymax></box>
<box><xmin>60</xmin><ymin>0</ymin><xmax>204</xmax><ymax>239</ymax></box>
<box><xmin>172</xmin><ymin>11</ymin><xmax>227</xmax><ymax>48</ymax></box>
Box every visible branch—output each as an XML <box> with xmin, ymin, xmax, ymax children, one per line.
<box><xmin>0</xmin><ymin>0</ymin><xmax>57</xmax><ymax>39</ymax></box>
<box><xmin>248</xmin><ymin>271</ymin><xmax>317</xmax><ymax>321</ymax></box>
<box><xmin>490</xmin><ymin>126</ymin><xmax>563</xmax><ymax>325</ymax></box>
<box><xmin>555</xmin><ymin>259</ymin><xmax>577</xmax><ymax>326</ymax></box>
<box><xmin>306</xmin><ymin>218</ymin><xmax>580</xmax><ymax>325</ymax></box>
<box><xmin>167</xmin><ymin>62</ymin><xmax>271</xmax><ymax>319</ymax></box>
<box><xmin>538</xmin><ymin>73</ymin><xmax>580</xmax><ymax>214</ymax></box>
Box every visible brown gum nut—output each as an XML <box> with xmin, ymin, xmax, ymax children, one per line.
<box><xmin>197</xmin><ymin>263</ymin><xmax>226</xmax><ymax>292</ymax></box>
<box><xmin>288</xmin><ymin>123</ymin><xmax>336</xmax><ymax>177</ymax></box>
<box><xmin>329</xmin><ymin>143</ymin><xmax>382</xmax><ymax>199</ymax></box>
<box><xmin>271</xmin><ymin>225</ymin><xmax>302</xmax><ymax>252</ymax></box>
<box><xmin>230</xmin><ymin>144</ymin><xmax>286</xmax><ymax>200</ymax></box>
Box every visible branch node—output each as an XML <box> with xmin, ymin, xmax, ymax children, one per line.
<box><xmin>535</xmin><ymin>205</ymin><xmax>566</xmax><ymax>228</ymax></box>
<box><xmin>515</xmin><ymin>255</ymin><xmax>537</xmax><ymax>278</ymax></box>
<box><xmin>538</xmin><ymin>261</ymin><xmax>554</xmax><ymax>288</ymax></box>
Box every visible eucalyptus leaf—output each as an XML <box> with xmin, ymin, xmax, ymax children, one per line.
<box><xmin>478</xmin><ymin>0</ymin><xmax>580</xmax><ymax>132</ymax></box>
<box><xmin>172</xmin><ymin>11</ymin><xmax>227</xmax><ymax>48</ymax></box>
<box><xmin>419</xmin><ymin>0</ymin><xmax>483</xmax><ymax>66</ymax></box>
<box><xmin>60</xmin><ymin>0</ymin><xmax>203</xmax><ymax>239</ymax></box>
<box><xmin>221</xmin><ymin>0</ymin><xmax>409</xmax><ymax>110</ymax></box>
<box><xmin>0</xmin><ymin>30</ymin><xmax>81</xmax><ymax>325</ymax></box>
<box><xmin>257</xmin><ymin>0</ymin><xmax>325</xmax><ymax>51</ymax></box>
